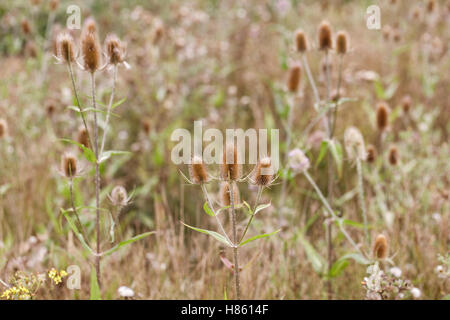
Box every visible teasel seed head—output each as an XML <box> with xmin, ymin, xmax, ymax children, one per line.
<box><xmin>295</xmin><ymin>29</ymin><xmax>308</xmax><ymax>53</ymax></box>
<box><xmin>142</xmin><ymin>118</ymin><xmax>151</xmax><ymax>135</ymax></box>
<box><xmin>366</xmin><ymin>144</ymin><xmax>377</xmax><ymax>163</ymax></box>
<box><xmin>49</xmin><ymin>0</ymin><xmax>59</xmax><ymax>11</ymax></box>
<box><xmin>336</xmin><ymin>30</ymin><xmax>349</xmax><ymax>55</ymax></box>
<box><xmin>401</xmin><ymin>95</ymin><xmax>412</xmax><ymax>113</ymax></box>
<box><xmin>344</xmin><ymin>127</ymin><xmax>366</xmax><ymax>161</ymax></box>
<box><xmin>82</xmin><ymin>17</ymin><xmax>97</xmax><ymax>36</ymax></box>
<box><xmin>0</xmin><ymin>118</ymin><xmax>7</xmax><ymax>139</ymax></box>
<box><xmin>77</xmin><ymin>126</ymin><xmax>90</xmax><ymax>149</ymax></box>
<box><xmin>81</xmin><ymin>30</ymin><xmax>101</xmax><ymax>73</ymax></box>
<box><xmin>318</xmin><ymin>20</ymin><xmax>332</xmax><ymax>51</ymax></box>
<box><xmin>254</xmin><ymin>157</ymin><xmax>273</xmax><ymax>186</ymax></box>
<box><xmin>220</xmin><ymin>181</ymin><xmax>240</xmax><ymax>206</ymax></box>
<box><xmin>56</xmin><ymin>31</ymin><xmax>75</xmax><ymax>63</ymax></box>
<box><xmin>427</xmin><ymin>0</ymin><xmax>435</xmax><ymax>13</ymax></box>
<box><xmin>388</xmin><ymin>145</ymin><xmax>399</xmax><ymax>166</ymax></box>
<box><xmin>105</xmin><ymin>34</ymin><xmax>126</xmax><ymax>65</ymax></box>
<box><xmin>373</xmin><ymin>234</ymin><xmax>388</xmax><ymax>260</ymax></box>
<box><xmin>287</xmin><ymin>63</ymin><xmax>302</xmax><ymax>93</ymax></box>
<box><xmin>376</xmin><ymin>102</ymin><xmax>389</xmax><ymax>131</ymax></box>
<box><xmin>221</xmin><ymin>144</ymin><xmax>241</xmax><ymax>181</ymax></box>
<box><xmin>21</xmin><ymin>19</ymin><xmax>31</xmax><ymax>35</ymax></box>
<box><xmin>110</xmin><ymin>185</ymin><xmax>128</xmax><ymax>207</ymax></box>
<box><xmin>189</xmin><ymin>155</ymin><xmax>209</xmax><ymax>184</ymax></box>
<box><xmin>62</xmin><ymin>153</ymin><xmax>77</xmax><ymax>178</ymax></box>
<box><xmin>45</xmin><ymin>100</ymin><xmax>56</xmax><ymax>117</ymax></box>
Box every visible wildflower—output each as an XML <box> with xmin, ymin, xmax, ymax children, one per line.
<box><xmin>410</xmin><ymin>287</ymin><xmax>421</xmax><ymax>298</ymax></box>
<box><xmin>77</xmin><ymin>126</ymin><xmax>90</xmax><ymax>149</ymax></box>
<box><xmin>390</xmin><ymin>267</ymin><xmax>402</xmax><ymax>278</ymax></box>
<box><xmin>48</xmin><ymin>268</ymin><xmax>68</xmax><ymax>285</ymax></box>
<box><xmin>344</xmin><ymin>127</ymin><xmax>366</xmax><ymax>161</ymax></box>
<box><xmin>118</xmin><ymin>286</ymin><xmax>134</xmax><ymax>298</ymax></box>
<box><xmin>81</xmin><ymin>20</ymin><xmax>101</xmax><ymax>72</ymax></box>
<box><xmin>109</xmin><ymin>185</ymin><xmax>130</xmax><ymax>207</ymax></box>
<box><xmin>287</xmin><ymin>149</ymin><xmax>310</xmax><ymax>174</ymax></box>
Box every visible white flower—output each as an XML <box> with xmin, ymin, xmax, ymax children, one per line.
<box><xmin>410</xmin><ymin>287</ymin><xmax>421</xmax><ymax>298</ymax></box>
<box><xmin>288</xmin><ymin>149</ymin><xmax>310</xmax><ymax>174</ymax></box>
<box><xmin>118</xmin><ymin>286</ymin><xmax>134</xmax><ymax>298</ymax></box>
<box><xmin>344</xmin><ymin>127</ymin><xmax>366</xmax><ymax>161</ymax></box>
<box><xmin>389</xmin><ymin>267</ymin><xmax>402</xmax><ymax>278</ymax></box>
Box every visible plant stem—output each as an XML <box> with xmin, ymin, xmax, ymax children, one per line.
<box><xmin>331</xmin><ymin>55</ymin><xmax>343</xmax><ymax>137</ymax></box>
<box><xmin>280</xmin><ymin>95</ymin><xmax>295</xmax><ymax>207</ymax></box>
<box><xmin>69</xmin><ymin>179</ymin><xmax>88</xmax><ymax>242</ymax></box>
<box><xmin>91</xmin><ymin>72</ymin><xmax>101</xmax><ymax>288</ymax></box>
<box><xmin>356</xmin><ymin>158</ymin><xmax>370</xmax><ymax>246</ymax></box>
<box><xmin>100</xmin><ymin>65</ymin><xmax>118</xmax><ymax>156</ymax></box>
<box><xmin>239</xmin><ymin>185</ymin><xmax>263</xmax><ymax>243</ymax></box>
<box><xmin>229</xmin><ymin>180</ymin><xmax>241</xmax><ymax>300</ymax></box>
<box><xmin>301</xmin><ymin>54</ymin><xmax>321</xmax><ymax>110</ymax></box>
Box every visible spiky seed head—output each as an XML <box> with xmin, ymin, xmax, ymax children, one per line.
<box><xmin>287</xmin><ymin>63</ymin><xmax>302</xmax><ymax>93</ymax></box>
<box><xmin>142</xmin><ymin>118</ymin><xmax>151</xmax><ymax>135</ymax></box>
<box><xmin>82</xmin><ymin>17</ymin><xmax>97</xmax><ymax>35</ymax></box>
<box><xmin>221</xmin><ymin>144</ymin><xmax>241</xmax><ymax>181</ymax></box>
<box><xmin>77</xmin><ymin>126</ymin><xmax>90</xmax><ymax>149</ymax></box>
<box><xmin>62</xmin><ymin>153</ymin><xmax>77</xmax><ymax>178</ymax></box>
<box><xmin>189</xmin><ymin>156</ymin><xmax>208</xmax><ymax>184</ymax></box>
<box><xmin>336</xmin><ymin>30</ymin><xmax>349</xmax><ymax>54</ymax></box>
<box><xmin>49</xmin><ymin>0</ymin><xmax>59</xmax><ymax>11</ymax></box>
<box><xmin>0</xmin><ymin>118</ymin><xmax>7</xmax><ymax>139</ymax></box>
<box><xmin>105</xmin><ymin>34</ymin><xmax>126</xmax><ymax>65</ymax></box>
<box><xmin>254</xmin><ymin>157</ymin><xmax>273</xmax><ymax>186</ymax></box>
<box><xmin>366</xmin><ymin>144</ymin><xmax>377</xmax><ymax>163</ymax></box>
<box><xmin>318</xmin><ymin>20</ymin><xmax>332</xmax><ymax>51</ymax></box>
<box><xmin>376</xmin><ymin>102</ymin><xmax>389</xmax><ymax>131</ymax></box>
<box><xmin>295</xmin><ymin>29</ymin><xmax>308</xmax><ymax>52</ymax></box>
<box><xmin>56</xmin><ymin>31</ymin><xmax>75</xmax><ymax>63</ymax></box>
<box><xmin>388</xmin><ymin>145</ymin><xmax>398</xmax><ymax>165</ymax></box>
<box><xmin>111</xmin><ymin>185</ymin><xmax>128</xmax><ymax>207</ymax></box>
<box><xmin>401</xmin><ymin>95</ymin><xmax>412</xmax><ymax>113</ymax></box>
<box><xmin>427</xmin><ymin>0</ymin><xmax>435</xmax><ymax>13</ymax></box>
<box><xmin>81</xmin><ymin>31</ymin><xmax>101</xmax><ymax>73</ymax></box>
<box><xmin>344</xmin><ymin>127</ymin><xmax>366</xmax><ymax>161</ymax></box>
<box><xmin>220</xmin><ymin>182</ymin><xmax>240</xmax><ymax>206</ymax></box>
<box><xmin>373</xmin><ymin>234</ymin><xmax>388</xmax><ymax>259</ymax></box>
<box><xmin>21</xmin><ymin>19</ymin><xmax>31</xmax><ymax>35</ymax></box>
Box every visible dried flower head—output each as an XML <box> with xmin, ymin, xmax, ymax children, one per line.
<box><xmin>49</xmin><ymin>0</ymin><xmax>59</xmax><ymax>11</ymax></box>
<box><xmin>0</xmin><ymin>118</ymin><xmax>7</xmax><ymax>139</ymax></box>
<box><xmin>388</xmin><ymin>145</ymin><xmax>398</xmax><ymax>165</ymax></box>
<box><xmin>21</xmin><ymin>19</ymin><xmax>31</xmax><ymax>35</ymax></box>
<box><xmin>221</xmin><ymin>144</ymin><xmax>241</xmax><ymax>181</ymax></box>
<box><xmin>373</xmin><ymin>234</ymin><xmax>388</xmax><ymax>259</ymax></box>
<box><xmin>62</xmin><ymin>153</ymin><xmax>77</xmax><ymax>178</ymax></box>
<box><xmin>427</xmin><ymin>0</ymin><xmax>435</xmax><ymax>13</ymax></box>
<box><xmin>288</xmin><ymin>148</ymin><xmax>310</xmax><ymax>174</ymax></box>
<box><xmin>401</xmin><ymin>95</ymin><xmax>412</xmax><ymax>113</ymax></box>
<box><xmin>142</xmin><ymin>118</ymin><xmax>151</xmax><ymax>135</ymax></box>
<box><xmin>254</xmin><ymin>157</ymin><xmax>273</xmax><ymax>186</ymax></box>
<box><xmin>56</xmin><ymin>31</ymin><xmax>75</xmax><ymax>63</ymax></box>
<box><xmin>287</xmin><ymin>63</ymin><xmax>302</xmax><ymax>93</ymax></box>
<box><xmin>81</xmin><ymin>31</ymin><xmax>101</xmax><ymax>72</ymax></box>
<box><xmin>105</xmin><ymin>34</ymin><xmax>126</xmax><ymax>65</ymax></box>
<box><xmin>110</xmin><ymin>186</ymin><xmax>128</xmax><ymax>207</ymax></box>
<box><xmin>295</xmin><ymin>29</ymin><xmax>308</xmax><ymax>52</ymax></box>
<box><xmin>366</xmin><ymin>145</ymin><xmax>377</xmax><ymax>163</ymax></box>
<box><xmin>318</xmin><ymin>21</ymin><xmax>332</xmax><ymax>51</ymax></box>
<box><xmin>344</xmin><ymin>127</ymin><xmax>366</xmax><ymax>161</ymax></box>
<box><xmin>77</xmin><ymin>126</ymin><xmax>90</xmax><ymax>149</ymax></box>
<box><xmin>82</xmin><ymin>17</ymin><xmax>97</xmax><ymax>36</ymax></box>
<box><xmin>189</xmin><ymin>155</ymin><xmax>209</xmax><ymax>184</ymax></box>
<box><xmin>376</xmin><ymin>102</ymin><xmax>389</xmax><ymax>131</ymax></box>
<box><xmin>220</xmin><ymin>181</ymin><xmax>240</xmax><ymax>206</ymax></box>
<box><xmin>336</xmin><ymin>30</ymin><xmax>349</xmax><ymax>54</ymax></box>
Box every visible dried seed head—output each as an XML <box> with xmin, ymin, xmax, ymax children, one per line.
<box><xmin>153</xmin><ymin>21</ymin><xmax>164</xmax><ymax>44</ymax></box>
<box><xmin>49</xmin><ymin>0</ymin><xmax>59</xmax><ymax>11</ymax></box>
<box><xmin>336</xmin><ymin>30</ymin><xmax>349</xmax><ymax>55</ymax></box>
<box><xmin>189</xmin><ymin>156</ymin><xmax>208</xmax><ymax>184</ymax></box>
<box><xmin>220</xmin><ymin>182</ymin><xmax>240</xmax><ymax>206</ymax></box>
<box><xmin>62</xmin><ymin>153</ymin><xmax>77</xmax><ymax>178</ymax></box>
<box><xmin>382</xmin><ymin>25</ymin><xmax>392</xmax><ymax>41</ymax></box>
<box><xmin>388</xmin><ymin>145</ymin><xmax>398</xmax><ymax>165</ymax></box>
<box><xmin>111</xmin><ymin>185</ymin><xmax>128</xmax><ymax>207</ymax></box>
<box><xmin>401</xmin><ymin>95</ymin><xmax>412</xmax><ymax>113</ymax></box>
<box><xmin>81</xmin><ymin>31</ymin><xmax>101</xmax><ymax>72</ymax></box>
<box><xmin>221</xmin><ymin>144</ymin><xmax>241</xmax><ymax>181</ymax></box>
<box><xmin>77</xmin><ymin>126</ymin><xmax>90</xmax><ymax>149</ymax></box>
<box><xmin>427</xmin><ymin>0</ymin><xmax>435</xmax><ymax>13</ymax></box>
<box><xmin>142</xmin><ymin>118</ymin><xmax>151</xmax><ymax>135</ymax></box>
<box><xmin>376</xmin><ymin>102</ymin><xmax>389</xmax><ymax>131</ymax></box>
<box><xmin>105</xmin><ymin>34</ymin><xmax>126</xmax><ymax>65</ymax></box>
<box><xmin>318</xmin><ymin>21</ymin><xmax>332</xmax><ymax>51</ymax></box>
<box><xmin>373</xmin><ymin>234</ymin><xmax>388</xmax><ymax>259</ymax></box>
<box><xmin>46</xmin><ymin>100</ymin><xmax>56</xmax><ymax>117</ymax></box>
<box><xmin>0</xmin><ymin>118</ymin><xmax>7</xmax><ymax>139</ymax></box>
<box><xmin>56</xmin><ymin>31</ymin><xmax>75</xmax><ymax>63</ymax></box>
<box><xmin>344</xmin><ymin>127</ymin><xmax>366</xmax><ymax>161</ymax></box>
<box><xmin>295</xmin><ymin>29</ymin><xmax>308</xmax><ymax>52</ymax></box>
<box><xmin>366</xmin><ymin>144</ymin><xmax>377</xmax><ymax>163</ymax></box>
<box><xmin>82</xmin><ymin>17</ymin><xmax>97</xmax><ymax>35</ymax></box>
<box><xmin>392</xmin><ymin>29</ymin><xmax>401</xmax><ymax>43</ymax></box>
<box><xmin>287</xmin><ymin>63</ymin><xmax>302</xmax><ymax>93</ymax></box>
<box><xmin>254</xmin><ymin>157</ymin><xmax>273</xmax><ymax>186</ymax></box>
<box><xmin>21</xmin><ymin>19</ymin><xmax>31</xmax><ymax>35</ymax></box>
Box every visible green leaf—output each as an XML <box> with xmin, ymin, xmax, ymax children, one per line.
<box><xmin>239</xmin><ymin>229</ymin><xmax>281</xmax><ymax>247</ymax></box>
<box><xmin>341</xmin><ymin>219</ymin><xmax>367</xmax><ymax>229</ymax></box>
<box><xmin>108</xmin><ymin>211</ymin><xmax>115</xmax><ymax>243</ymax></box>
<box><xmin>0</xmin><ymin>184</ymin><xmax>11</xmax><ymax>196</ymax></box>
<box><xmin>339</xmin><ymin>252</ymin><xmax>371</xmax><ymax>265</ymax></box>
<box><xmin>254</xmin><ymin>203</ymin><xmax>271</xmax><ymax>215</ymax></box>
<box><xmin>60</xmin><ymin>138</ymin><xmax>96</xmax><ymax>163</ymax></box>
<box><xmin>90</xmin><ymin>268</ymin><xmax>101</xmax><ymax>300</ymax></box>
<box><xmin>329</xmin><ymin>258</ymin><xmax>349</xmax><ymax>278</ymax></box>
<box><xmin>242</xmin><ymin>201</ymin><xmax>252</xmax><ymax>215</ymax></box>
<box><xmin>181</xmin><ymin>222</ymin><xmax>232</xmax><ymax>247</ymax></box>
<box><xmin>111</xmin><ymin>97</ymin><xmax>127</xmax><ymax>110</ymax></box>
<box><xmin>315</xmin><ymin>140</ymin><xmax>328</xmax><ymax>167</ymax></box>
<box><xmin>99</xmin><ymin>150</ymin><xmax>131</xmax><ymax>163</ymax></box>
<box><xmin>61</xmin><ymin>209</ymin><xmax>94</xmax><ymax>255</ymax></box>
<box><xmin>328</xmin><ymin>139</ymin><xmax>343</xmax><ymax>179</ymax></box>
<box><xmin>203</xmin><ymin>201</ymin><xmax>215</xmax><ymax>217</ymax></box>
<box><xmin>298</xmin><ymin>233</ymin><xmax>325</xmax><ymax>274</ymax></box>
<box><xmin>102</xmin><ymin>231</ymin><xmax>155</xmax><ymax>257</ymax></box>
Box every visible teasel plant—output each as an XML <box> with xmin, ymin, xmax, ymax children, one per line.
<box><xmin>54</xmin><ymin>18</ymin><xmax>153</xmax><ymax>295</ymax></box>
<box><xmin>179</xmin><ymin>146</ymin><xmax>280</xmax><ymax>300</ymax></box>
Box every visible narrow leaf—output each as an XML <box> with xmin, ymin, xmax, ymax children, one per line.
<box><xmin>239</xmin><ymin>229</ymin><xmax>281</xmax><ymax>247</ymax></box>
<box><xmin>181</xmin><ymin>222</ymin><xmax>232</xmax><ymax>247</ymax></box>
<box><xmin>102</xmin><ymin>231</ymin><xmax>155</xmax><ymax>257</ymax></box>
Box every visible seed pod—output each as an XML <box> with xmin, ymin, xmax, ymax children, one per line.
<box><xmin>220</xmin><ymin>182</ymin><xmax>240</xmax><ymax>206</ymax></box>
<box><xmin>295</xmin><ymin>29</ymin><xmax>308</xmax><ymax>52</ymax></box>
<box><xmin>62</xmin><ymin>153</ymin><xmax>77</xmax><ymax>178</ymax></box>
<box><xmin>254</xmin><ymin>157</ymin><xmax>273</xmax><ymax>186</ymax></box>
<box><xmin>401</xmin><ymin>95</ymin><xmax>412</xmax><ymax>113</ymax></box>
<box><xmin>189</xmin><ymin>155</ymin><xmax>208</xmax><ymax>184</ymax></box>
<box><xmin>344</xmin><ymin>127</ymin><xmax>366</xmax><ymax>161</ymax></box>
<box><xmin>105</xmin><ymin>34</ymin><xmax>126</xmax><ymax>65</ymax></box>
<box><xmin>287</xmin><ymin>63</ymin><xmax>302</xmax><ymax>93</ymax></box>
<box><xmin>111</xmin><ymin>186</ymin><xmax>128</xmax><ymax>207</ymax></box>
<box><xmin>366</xmin><ymin>144</ymin><xmax>377</xmax><ymax>163</ymax></box>
<box><xmin>81</xmin><ymin>31</ymin><xmax>101</xmax><ymax>72</ymax></box>
<box><xmin>221</xmin><ymin>144</ymin><xmax>241</xmax><ymax>181</ymax></box>
<box><xmin>57</xmin><ymin>31</ymin><xmax>75</xmax><ymax>63</ymax></box>
<box><xmin>388</xmin><ymin>145</ymin><xmax>398</xmax><ymax>165</ymax></box>
<box><xmin>376</xmin><ymin>102</ymin><xmax>389</xmax><ymax>131</ymax></box>
<box><xmin>0</xmin><ymin>118</ymin><xmax>7</xmax><ymax>139</ymax></box>
<box><xmin>77</xmin><ymin>126</ymin><xmax>90</xmax><ymax>149</ymax></box>
<box><xmin>373</xmin><ymin>234</ymin><xmax>388</xmax><ymax>259</ymax></box>
<box><xmin>318</xmin><ymin>21</ymin><xmax>332</xmax><ymax>51</ymax></box>
<box><xmin>336</xmin><ymin>30</ymin><xmax>349</xmax><ymax>54</ymax></box>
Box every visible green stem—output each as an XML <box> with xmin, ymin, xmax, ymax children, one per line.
<box><xmin>229</xmin><ymin>180</ymin><xmax>241</xmax><ymax>300</ymax></box>
<box><xmin>239</xmin><ymin>185</ymin><xmax>263</xmax><ymax>243</ymax></box>
<box><xmin>356</xmin><ymin>158</ymin><xmax>370</xmax><ymax>246</ymax></box>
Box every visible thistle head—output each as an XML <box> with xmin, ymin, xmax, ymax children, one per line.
<box><xmin>318</xmin><ymin>20</ymin><xmax>332</xmax><ymax>51</ymax></box>
<box><xmin>366</xmin><ymin>144</ymin><xmax>377</xmax><ymax>163</ymax></box>
<box><xmin>220</xmin><ymin>181</ymin><xmax>240</xmax><ymax>206</ymax></box>
<box><xmin>295</xmin><ymin>29</ymin><xmax>308</xmax><ymax>53</ymax></box>
<box><xmin>388</xmin><ymin>145</ymin><xmax>399</xmax><ymax>166</ymax></box>
<box><xmin>376</xmin><ymin>102</ymin><xmax>390</xmax><ymax>131</ymax></box>
<box><xmin>373</xmin><ymin>234</ymin><xmax>388</xmax><ymax>260</ymax></box>
<box><xmin>287</xmin><ymin>63</ymin><xmax>302</xmax><ymax>93</ymax></box>
<box><xmin>56</xmin><ymin>31</ymin><xmax>75</xmax><ymax>63</ymax></box>
<box><xmin>77</xmin><ymin>126</ymin><xmax>90</xmax><ymax>149</ymax></box>
<box><xmin>254</xmin><ymin>156</ymin><xmax>273</xmax><ymax>186</ymax></box>
<box><xmin>62</xmin><ymin>153</ymin><xmax>77</xmax><ymax>178</ymax></box>
<box><xmin>344</xmin><ymin>127</ymin><xmax>366</xmax><ymax>161</ymax></box>
<box><xmin>336</xmin><ymin>30</ymin><xmax>349</xmax><ymax>55</ymax></box>
<box><xmin>81</xmin><ymin>19</ymin><xmax>101</xmax><ymax>72</ymax></box>
<box><xmin>220</xmin><ymin>144</ymin><xmax>241</xmax><ymax>181</ymax></box>
<box><xmin>110</xmin><ymin>186</ymin><xmax>129</xmax><ymax>207</ymax></box>
<box><xmin>189</xmin><ymin>155</ymin><xmax>209</xmax><ymax>184</ymax></box>
<box><xmin>105</xmin><ymin>34</ymin><xmax>126</xmax><ymax>65</ymax></box>
<box><xmin>0</xmin><ymin>118</ymin><xmax>7</xmax><ymax>139</ymax></box>
<box><xmin>82</xmin><ymin>17</ymin><xmax>97</xmax><ymax>36</ymax></box>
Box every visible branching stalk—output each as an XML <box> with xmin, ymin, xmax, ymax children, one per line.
<box><xmin>229</xmin><ymin>180</ymin><xmax>241</xmax><ymax>300</ymax></box>
<box><xmin>356</xmin><ymin>158</ymin><xmax>369</xmax><ymax>246</ymax></box>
